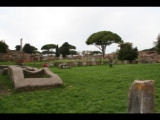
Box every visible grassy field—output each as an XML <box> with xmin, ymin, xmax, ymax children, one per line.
<box><xmin>0</xmin><ymin>62</ymin><xmax>160</xmax><ymax>113</ymax></box>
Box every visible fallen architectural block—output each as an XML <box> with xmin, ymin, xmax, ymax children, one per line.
<box><xmin>128</xmin><ymin>80</ymin><xmax>155</xmax><ymax>113</ymax></box>
<box><xmin>58</xmin><ymin>63</ymin><xmax>71</xmax><ymax>69</ymax></box>
<box><xmin>7</xmin><ymin>66</ymin><xmax>63</xmax><ymax>90</ymax></box>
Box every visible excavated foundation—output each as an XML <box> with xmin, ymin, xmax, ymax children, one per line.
<box><xmin>1</xmin><ymin>65</ymin><xmax>63</xmax><ymax>90</ymax></box>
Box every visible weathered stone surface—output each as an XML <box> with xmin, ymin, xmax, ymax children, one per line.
<box><xmin>7</xmin><ymin>66</ymin><xmax>63</xmax><ymax>90</ymax></box>
<box><xmin>128</xmin><ymin>80</ymin><xmax>155</xmax><ymax>113</ymax></box>
<box><xmin>0</xmin><ymin>65</ymin><xmax>8</xmax><ymax>69</ymax></box>
<box><xmin>58</xmin><ymin>63</ymin><xmax>71</xmax><ymax>69</ymax></box>
<box><xmin>2</xmin><ymin>68</ymin><xmax>8</xmax><ymax>75</ymax></box>
<box><xmin>23</xmin><ymin>68</ymin><xmax>45</xmax><ymax>78</ymax></box>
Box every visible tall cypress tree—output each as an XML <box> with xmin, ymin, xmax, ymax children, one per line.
<box><xmin>55</xmin><ymin>44</ymin><xmax>60</xmax><ymax>57</ymax></box>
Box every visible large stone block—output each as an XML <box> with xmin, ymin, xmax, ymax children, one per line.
<box><xmin>7</xmin><ymin>66</ymin><xmax>63</xmax><ymax>90</ymax></box>
<box><xmin>128</xmin><ymin>80</ymin><xmax>155</xmax><ymax>113</ymax></box>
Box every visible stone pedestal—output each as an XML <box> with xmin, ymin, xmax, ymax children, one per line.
<box><xmin>128</xmin><ymin>80</ymin><xmax>155</xmax><ymax>113</ymax></box>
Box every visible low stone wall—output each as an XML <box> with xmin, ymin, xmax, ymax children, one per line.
<box><xmin>54</xmin><ymin>61</ymin><xmax>103</xmax><ymax>67</ymax></box>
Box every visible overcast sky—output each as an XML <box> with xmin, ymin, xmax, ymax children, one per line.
<box><xmin>0</xmin><ymin>7</ymin><xmax>160</xmax><ymax>54</ymax></box>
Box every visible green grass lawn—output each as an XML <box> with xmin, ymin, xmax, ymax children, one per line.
<box><xmin>0</xmin><ymin>63</ymin><xmax>160</xmax><ymax>113</ymax></box>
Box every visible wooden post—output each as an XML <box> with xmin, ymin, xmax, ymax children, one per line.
<box><xmin>128</xmin><ymin>80</ymin><xmax>155</xmax><ymax>113</ymax></box>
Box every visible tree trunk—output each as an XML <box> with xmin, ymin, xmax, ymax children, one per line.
<box><xmin>102</xmin><ymin>49</ymin><xmax>105</xmax><ymax>59</ymax></box>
